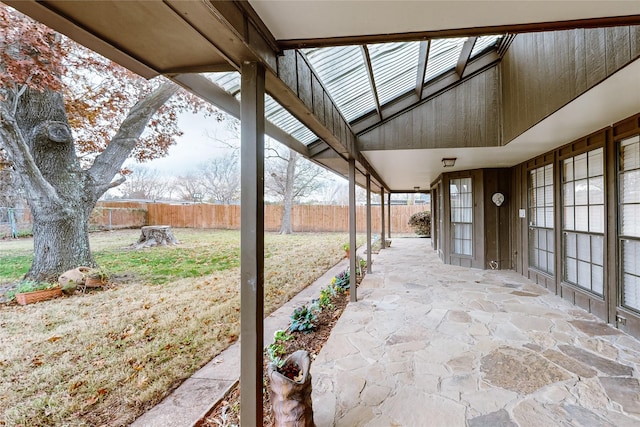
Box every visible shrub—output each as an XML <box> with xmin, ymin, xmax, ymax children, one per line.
<box><xmin>408</xmin><ymin>211</ymin><xmax>431</xmax><ymax>236</ymax></box>
<box><xmin>333</xmin><ymin>269</ymin><xmax>350</xmax><ymax>291</ymax></box>
<box><xmin>289</xmin><ymin>305</ymin><xmax>317</xmax><ymax>333</ymax></box>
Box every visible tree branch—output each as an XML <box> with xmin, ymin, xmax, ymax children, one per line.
<box><xmin>88</xmin><ymin>81</ymin><xmax>178</xmax><ymax>197</ymax></box>
<box><xmin>0</xmin><ymin>105</ymin><xmax>59</xmax><ymax>203</ymax></box>
<box><xmin>108</xmin><ymin>176</ymin><xmax>126</xmax><ymax>189</ymax></box>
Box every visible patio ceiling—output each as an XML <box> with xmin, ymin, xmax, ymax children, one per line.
<box><xmin>6</xmin><ymin>1</ymin><xmax>640</xmax><ymax>192</ymax></box>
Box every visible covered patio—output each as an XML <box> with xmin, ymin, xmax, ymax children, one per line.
<box><xmin>7</xmin><ymin>1</ymin><xmax>640</xmax><ymax>424</ymax></box>
<box><xmin>313</xmin><ymin>237</ymin><xmax>640</xmax><ymax>426</ymax></box>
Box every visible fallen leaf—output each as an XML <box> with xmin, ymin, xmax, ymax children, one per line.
<box><xmin>47</xmin><ymin>336</ymin><xmax>62</xmax><ymax>343</ymax></box>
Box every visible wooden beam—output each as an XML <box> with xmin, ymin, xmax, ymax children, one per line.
<box><xmin>416</xmin><ymin>40</ymin><xmax>430</xmax><ymax>99</ymax></box>
<box><xmin>278</xmin><ymin>15</ymin><xmax>640</xmax><ymax>49</ymax></box>
<box><xmin>361</xmin><ymin>45</ymin><xmax>382</xmax><ymax>121</ymax></box>
<box><xmin>456</xmin><ymin>37</ymin><xmax>477</xmax><ymax>78</ymax></box>
<box><xmin>366</xmin><ymin>174</ymin><xmax>372</xmax><ymax>274</ymax></box>
<box><xmin>349</xmin><ymin>158</ymin><xmax>357</xmax><ymax>302</ymax></box>
<box><xmin>381</xmin><ymin>188</ymin><xmax>386</xmax><ymax>249</ymax></box>
<box><xmin>239</xmin><ymin>61</ymin><xmax>265</xmax><ymax>425</ymax></box>
<box><xmin>171</xmin><ymin>73</ymin><xmax>309</xmax><ymax>156</ymax></box>
<box><xmin>387</xmin><ymin>192</ymin><xmax>392</xmax><ymax>239</ymax></box>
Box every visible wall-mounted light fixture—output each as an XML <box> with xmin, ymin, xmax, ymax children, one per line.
<box><xmin>414</xmin><ymin>186</ymin><xmax>420</xmax><ymax>192</ymax></box>
<box><xmin>442</xmin><ymin>157</ymin><xmax>456</xmax><ymax>168</ymax></box>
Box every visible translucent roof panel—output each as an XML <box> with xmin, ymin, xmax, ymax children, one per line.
<box><xmin>208</xmin><ymin>71</ymin><xmax>240</xmax><ymax>96</ymax></box>
<box><xmin>368</xmin><ymin>41</ymin><xmax>420</xmax><ymax>105</ymax></box>
<box><xmin>303</xmin><ymin>45</ymin><xmax>377</xmax><ymax>122</ymax></box>
<box><xmin>204</xmin><ymin>72</ymin><xmax>319</xmax><ymax>145</ymax></box>
<box><xmin>470</xmin><ymin>35</ymin><xmax>502</xmax><ymax>58</ymax></box>
<box><xmin>424</xmin><ymin>37</ymin><xmax>467</xmax><ymax>82</ymax></box>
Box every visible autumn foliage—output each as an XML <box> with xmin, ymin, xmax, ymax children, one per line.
<box><xmin>0</xmin><ymin>4</ymin><xmax>220</xmax><ymax>167</ymax></box>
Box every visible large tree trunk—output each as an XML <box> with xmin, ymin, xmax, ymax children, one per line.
<box><xmin>30</xmin><ymin>206</ymin><xmax>95</xmax><ymax>281</ymax></box>
<box><xmin>12</xmin><ymin>88</ymin><xmax>97</xmax><ymax>281</ymax></box>
<box><xmin>280</xmin><ymin>149</ymin><xmax>297</xmax><ymax>234</ymax></box>
<box><xmin>0</xmin><ymin>82</ymin><xmax>177</xmax><ymax>281</ymax></box>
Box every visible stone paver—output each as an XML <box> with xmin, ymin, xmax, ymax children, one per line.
<box><xmin>311</xmin><ymin>238</ymin><xmax>640</xmax><ymax>426</ymax></box>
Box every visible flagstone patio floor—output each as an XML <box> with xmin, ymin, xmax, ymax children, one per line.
<box><xmin>311</xmin><ymin>237</ymin><xmax>640</xmax><ymax>426</ymax></box>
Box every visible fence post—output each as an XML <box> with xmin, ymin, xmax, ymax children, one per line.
<box><xmin>8</xmin><ymin>208</ymin><xmax>17</xmax><ymax>238</ymax></box>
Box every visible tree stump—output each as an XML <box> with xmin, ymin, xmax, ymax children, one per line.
<box><xmin>133</xmin><ymin>225</ymin><xmax>179</xmax><ymax>249</ymax></box>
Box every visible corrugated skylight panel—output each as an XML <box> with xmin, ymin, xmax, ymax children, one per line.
<box><xmin>470</xmin><ymin>35</ymin><xmax>502</xmax><ymax>58</ymax></box>
<box><xmin>205</xmin><ymin>73</ymin><xmax>318</xmax><ymax>145</ymax></box>
<box><xmin>265</xmin><ymin>95</ymin><xmax>318</xmax><ymax>145</ymax></box>
<box><xmin>368</xmin><ymin>41</ymin><xmax>420</xmax><ymax>105</ymax></box>
<box><xmin>424</xmin><ymin>37</ymin><xmax>467</xmax><ymax>82</ymax></box>
<box><xmin>304</xmin><ymin>45</ymin><xmax>376</xmax><ymax>122</ymax></box>
<box><xmin>207</xmin><ymin>72</ymin><xmax>240</xmax><ymax>96</ymax></box>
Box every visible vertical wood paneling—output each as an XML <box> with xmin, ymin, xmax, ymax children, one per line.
<box><xmin>631</xmin><ymin>26</ymin><xmax>640</xmax><ymax>58</ymax></box>
<box><xmin>585</xmin><ymin>28</ymin><xmax>607</xmax><ymax>87</ymax></box>
<box><xmin>358</xmin><ymin>66</ymin><xmax>500</xmax><ymax>150</ymax></box>
<box><xmin>573</xmin><ymin>29</ymin><xmax>587</xmax><ymax>94</ymax></box>
<box><xmin>296</xmin><ymin>56</ymin><xmax>313</xmax><ymax>111</ymax></box>
<box><xmin>606</xmin><ymin>27</ymin><xmax>631</xmax><ymax>76</ymax></box>
<box><xmin>502</xmin><ymin>26</ymin><xmax>640</xmax><ymax>144</ymax></box>
<box><xmin>276</xmin><ymin>50</ymin><xmax>297</xmax><ymax>93</ymax></box>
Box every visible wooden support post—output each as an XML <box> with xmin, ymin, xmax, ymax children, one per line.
<box><xmin>381</xmin><ymin>188</ymin><xmax>386</xmax><ymax>249</ymax></box>
<box><xmin>349</xmin><ymin>158</ymin><xmax>357</xmax><ymax>302</ymax></box>
<box><xmin>366</xmin><ymin>174</ymin><xmax>372</xmax><ymax>274</ymax></box>
<box><xmin>387</xmin><ymin>192</ymin><xmax>392</xmax><ymax>239</ymax></box>
<box><xmin>240</xmin><ymin>61</ymin><xmax>265</xmax><ymax>426</ymax></box>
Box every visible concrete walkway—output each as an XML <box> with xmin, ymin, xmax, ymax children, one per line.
<box><xmin>312</xmin><ymin>238</ymin><xmax>640</xmax><ymax>426</ymax></box>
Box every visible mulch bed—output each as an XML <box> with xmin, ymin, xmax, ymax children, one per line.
<box><xmin>198</xmin><ymin>283</ymin><xmax>354</xmax><ymax>426</ymax></box>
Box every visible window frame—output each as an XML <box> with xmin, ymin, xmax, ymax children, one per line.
<box><xmin>528</xmin><ymin>163</ymin><xmax>555</xmax><ymax>275</ymax></box>
<box><xmin>561</xmin><ymin>147</ymin><xmax>605</xmax><ymax>296</ymax></box>
<box><xmin>449</xmin><ymin>177</ymin><xmax>473</xmax><ymax>256</ymax></box>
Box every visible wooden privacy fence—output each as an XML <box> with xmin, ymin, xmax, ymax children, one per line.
<box><xmin>10</xmin><ymin>202</ymin><xmax>430</xmax><ymax>234</ymax></box>
<box><xmin>140</xmin><ymin>203</ymin><xmax>430</xmax><ymax>233</ymax></box>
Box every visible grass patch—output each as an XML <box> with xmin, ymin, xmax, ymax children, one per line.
<box><xmin>0</xmin><ymin>229</ymin><xmax>362</xmax><ymax>426</ymax></box>
<box><xmin>0</xmin><ymin>254</ymin><xmax>31</xmax><ymax>279</ymax></box>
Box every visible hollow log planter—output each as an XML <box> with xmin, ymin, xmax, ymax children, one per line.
<box><xmin>267</xmin><ymin>350</ymin><xmax>315</xmax><ymax>427</ymax></box>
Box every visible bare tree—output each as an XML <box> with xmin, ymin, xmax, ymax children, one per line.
<box><xmin>117</xmin><ymin>166</ymin><xmax>171</xmax><ymax>200</ymax></box>
<box><xmin>171</xmin><ymin>173</ymin><xmax>206</xmax><ymax>202</ymax></box>
<box><xmin>199</xmin><ymin>153</ymin><xmax>240</xmax><ymax>204</ymax></box>
<box><xmin>266</xmin><ymin>144</ymin><xmax>327</xmax><ymax>234</ymax></box>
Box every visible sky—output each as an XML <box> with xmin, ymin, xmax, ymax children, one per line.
<box><xmin>125</xmin><ymin>111</ymin><xmax>239</xmax><ymax>177</ymax></box>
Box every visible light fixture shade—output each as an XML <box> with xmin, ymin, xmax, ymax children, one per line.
<box><xmin>414</xmin><ymin>186</ymin><xmax>420</xmax><ymax>192</ymax></box>
<box><xmin>442</xmin><ymin>157</ymin><xmax>456</xmax><ymax>167</ymax></box>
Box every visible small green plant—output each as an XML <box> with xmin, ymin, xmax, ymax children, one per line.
<box><xmin>312</xmin><ymin>286</ymin><xmax>334</xmax><ymax>311</ymax></box>
<box><xmin>289</xmin><ymin>304</ymin><xmax>317</xmax><ymax>333</ymax></box>
<box><xmin>266</xmin><ymin>329</ymin><xmax>294</xmax><ymax>368</ymax></box>
<box><xmin>267</xmin><ymin>342</ymin><xmax>286</xmax><ymax>368</ymax></box>
<box><xmin>333</xmin><ymin>269</ymin><xmax>350</xmax><ymax>292</ymax></box>
<box><xmin>342</xmin><ymin>242</ymin><xmax>349</xmax><ymax>251</ymax></box>
<box><xmin>273</xmin><ymin>329</ymin><xmax>293</xmax><ymax>343</ymax></box>
<box><xmin>6</xmin><ymin>280</ymin><xmax>58</xmax><ymax>301</ymax></box>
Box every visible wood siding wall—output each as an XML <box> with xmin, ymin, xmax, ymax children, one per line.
<box><xmin>509</xmin><ymin>112</ymin><xmax>640</xmax><ymax>337</ymax></box>
<box><xmin>502</xmin><ymin>26</ymin><xmax>640</xmax><ymax>144</ymax></box>
<box><xmin>358</xmin><ymin>66</ymin><xmax>501</xmax><ymax>150</ymax></box>
<box><xmin>93</xmin><ymin>202</ymin><xmax>429</xmax><ymax>234</ymax></box>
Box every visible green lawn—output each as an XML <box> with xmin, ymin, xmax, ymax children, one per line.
<box><xmin>0</xmin><ymin>229</ymin><xmax>362</xmax><ymax>426</ymax></box>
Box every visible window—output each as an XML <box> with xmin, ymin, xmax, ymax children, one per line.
<box><xmin>619</xmin><ymin>135</ymin><xmax>640</xmax><ymax>312</ymax></box>
<box><xmin>562</xmin><ymin>149</ymin><xmax>604</xmax><ymax>295</ymax></box>
<box><xmin>528</xmin><ymin>164</ymin><xmax>554</xmax><ymax>274</ymax></box>
<box><xmin>450</xmin><ymin>178</ymin><xmax>472</xmax><ymax>255</ymax></box>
